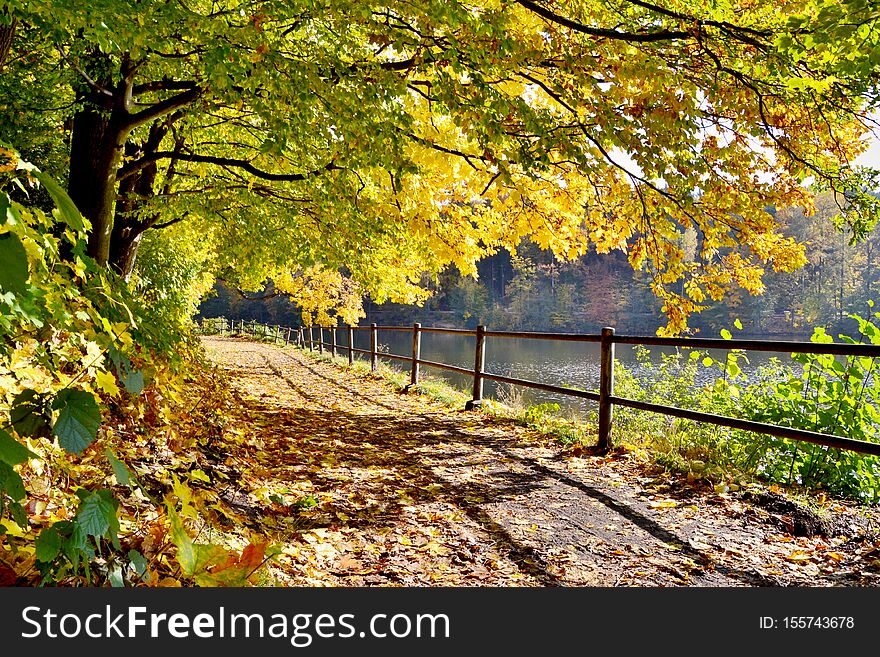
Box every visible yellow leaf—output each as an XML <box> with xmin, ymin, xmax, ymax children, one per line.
<box><xmin>188</xmin><ymin>469</ymin><xmax>210</xmax><ymax>483</ymax></box>
<box><xmin>424</xmin><ymin>541</ymin><xmax>449</xmax><ymax>556</ymax></box>
<box><xmin>785</xmin><ymin>550</ymin><xmax>813</xmax><ymax>563</ymax></box>
<box><xmin>95</xmin><ymin>370</ymin><xmax>120</xmax><ymax>398</ymax></box>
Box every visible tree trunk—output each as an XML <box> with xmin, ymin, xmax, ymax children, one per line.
<box><xmin>0</xmin><ymin>17</ymin><xmax>16</xmax><ymax>70</ymax></box>
<box><xmin>109</xmin><ymin>227</ymin><xmax>143</xmax><ymax>279</ymax></box>
<box><xmin>68</xmin><ymin>103</ymin><xmax>128</xmax><ymax>266</ymax></box>
<box><xmin>110</xmin><ymin>179</ymin><xmax>151</xmax><ymax>280</ymax></box>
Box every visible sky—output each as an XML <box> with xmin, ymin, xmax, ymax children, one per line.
<box><xmin>856</xmin><ymin>130</ymin><xmax>880</xmax><ymax>168</ymax></box>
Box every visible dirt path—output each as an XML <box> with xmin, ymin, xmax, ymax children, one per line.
<box><xmin>201</xmin><ymin>336</ymin><xmax>880</xmax><ymax>587</ymax></box>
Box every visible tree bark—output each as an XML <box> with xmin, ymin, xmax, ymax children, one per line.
<box><xmin>0</xmin><ymin>17</ymin><xmax>16</xmax><ymax>70</ymax></box>
<box><xmin>68</xmin><ymin>98</ymin><xmax>129</xmax><ymax>266</ymax></box>
<box><xmin>110</xmin><ymin>147</ymin><xmax>156</xmax><ymax>279</ymax></box>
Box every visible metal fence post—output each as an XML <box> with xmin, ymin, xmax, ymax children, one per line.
<box><xmin>318</xmin><ymin>327</ymin><xmax>324</xmax><ymax>354</ymax></box>
<box><xmin>348</xmin><ymin>326</ymin><xmax>355</xmax><ymax>366</ymax></box>
<box><xmin>598</xmin><ymin>326</ymin><xmax>615</xmax><ymax>452</ymax></box>
<box><xmin>331</xmin><ymin>327</ymin><xmax>337</xmax><ymax>358</ymax></box>
<box><xmin>370</xmin><ymin>323</ymin><xmax>378</xmax><ymax>372</ymax></box>
<box><xmin>466</xmin><ymin>325</ymin><xmax>486</xmax><ymax>410</ymax></box>
<box><xmin>407</xmin><ymin>323</ymin><xmax>421</xmax><ymax>389</ymax></box>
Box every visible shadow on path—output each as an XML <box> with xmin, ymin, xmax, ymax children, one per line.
<box><xmin>205</xmin><ymin>338</ymin><xmax>791</xmax><ymax>586</ymax></box>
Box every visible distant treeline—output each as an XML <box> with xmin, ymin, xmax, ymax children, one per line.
<box><xmin>198</xmin><ymin>193</ymin><xmax>880</xmax><ymax>338</ymax></box>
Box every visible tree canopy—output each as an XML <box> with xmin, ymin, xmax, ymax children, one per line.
<box><xmin>2</xmin><ymin>0</ymin><xmax>880</xmax><ymax>332</ymax></box>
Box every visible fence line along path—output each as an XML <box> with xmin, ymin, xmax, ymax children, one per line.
<box><xmin>198</xmin><ymin>334</ymin><xmax>880</xmax><ymax>587</ymax></box>
<box><xmin>205</xmin><ymin>318</ymin><xmax>880</xmax><ymax>459</ymax></box>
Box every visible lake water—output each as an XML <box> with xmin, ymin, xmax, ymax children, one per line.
<box><xmin>311</xmin><ymin>328</ymin><xmax>801</xmax><ymax>419</ymax></box>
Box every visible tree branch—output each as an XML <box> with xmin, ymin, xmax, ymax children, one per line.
<box><xmin>133</xmin><ymin>79</ymin><xmax>199</xmax><ymax>95</ymax></box>
<box><xmin>56</xmin><ymin>47</ymin><xmax>114</xmax><ymax>98</ymax></box>
<box><xmin>118</xmin><ymin>151</ymin><xmax>342</xmax><ymax>182</ymax></box>
<box><xmin>148</xmin><ymin>216</ymin><xmax>187</xmax><ymax>230</ymax></box>
<box><xmin>515</xmin><ymin>0</ymin><xmax>690</xmax><ymax>42</ymax></box>
<box><xmin>378</xmin><ymin>56</ymin><xmax>417</xmax><ymax>71</ymax></box>
<box><xmin>122</xmin><ymin>87</ymin><xmax>202</xmax><ymax>129</ymax></box>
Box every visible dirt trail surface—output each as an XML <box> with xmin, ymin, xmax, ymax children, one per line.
<box><xmin>202</xmin><ymin>337</ymin><xmax>880</xmax><ymax>586</ymax></box>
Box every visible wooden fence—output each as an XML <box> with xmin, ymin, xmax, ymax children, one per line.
<box><xmin>208</xmin><ymin>318</ymin><xmax>880</xmax><ymax>458</ymax></box>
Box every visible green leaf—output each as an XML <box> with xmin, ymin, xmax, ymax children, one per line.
<box><xmin>35</xmin><ymin>527</ymin><xmax>62</xmax><ymax>563</ymax></box>
<box><xmin>702</xmin><ymin>356</ymin><xmax>714</xmax><ymax>367</ymax></box>
<box><xmin>74</xmin><ymin>489</ymin><xmax>119</xmax><ymax>541</ymax></box>
<box><xmin>10</xmin><ymin>389</ymin><xmax>49</xmax><ymax>438</ymax></box>
<box><xmin>0</xmin><ymin>461</ymin><xmax>26</xmax><ymax>501</ymax></box>
<box><xmin>167</xmin><ymin>503</ymin><xmax>195</xmax><ymax>576</ymax></box>
<box><xmin>122</xmin><ymin>369</ymin><xmax>145</xmax><ymax>395</ymax></box>
<box><xmin>0</xmin><ymin>193</ymin><xmax>10</xmax><ymax>225</ymax></box>
<box><xmin>31</xmin><ymin>170</ymin><xmax>88</xmax><ymax>232</ymax></box>
<box><xmin>0</xmin><ymin>428</ymin><xmax>34</xmax><ymax>466</ymax></box>
<box><xmin>109</xmin><ymin>563</ymin><xmax>125</xmax><ymax>588</ymax></box>
<box><xmin>128</xmin><ymin>549</ymin><xmax>148</xmax><ymax>577</ymax></box>
<box><xmin>0</xmin><ymin>232</ymin><xmax>28</xmax><ymax>295</ymax></box>
<box><xmin>105</xmin><ymin>449</ymin><xmax>131</xmax><ymax>486</ymax></box>
<box><xmin>52</xmin><ymin>389</ymin><xmax>102</xmax><ymax>455</ymax></box>
<box><xmin>9</xmin><ymin>501</ymin><xmax>27</xmax><ymax>528</ymax></box>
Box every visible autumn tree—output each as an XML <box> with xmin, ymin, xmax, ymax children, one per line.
<box><xmin>2</xmin><ymin>0</ymin><xmax>880</xmax><ymax>331</ymax></box>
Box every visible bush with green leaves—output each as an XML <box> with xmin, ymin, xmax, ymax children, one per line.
<box><xmin>0</xmin><ymin>144</ymin><xmax>156</xmax><ymax>583</ymax></box>
<box><xmin>612</xmin><ymin>313</ymin><xmax>880</xmax><ymax>502</ymax></box>
<box><xmin>731</xmin><ymin>313</ymin><xmax>880</xmax><ymax>501</ymax></box>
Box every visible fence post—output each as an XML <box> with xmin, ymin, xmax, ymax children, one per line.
<box><xmin>466</xmin><ymin>325</ymin><xmax>486</xmax><ymax>410</ymax></box>
<box><xmin>318</xmin><ymin>327</ymin><xmax>324</xmax><ymax>354</ymax></box>
<box><xmin>275</xmin><ymin>324</ymin><xmax>280</xmax><ymax>344</ymax></box>
<box><xmin>598</xmin><ymin>326</ymin><xmax>615</xmax><ymax>452</ymax></box>
<box><xmin>406</xmin><ymin>323</ymin><xmax>421</xmax><ymax>389</ymax></box>
<box><xmin>331</xmin><ymin>327</ymin><xmax>338</xmax><ymax>358</ymax></box>
<box><xmin>285</xmin><ymin>327</ymin><xmax>291</xmax><ymax>345</ymax></box>
<box><xmin>370</xmin><ymin>323</ymin><xmax>378</xmax><ymax>372</ymax></box>
<box><xmin>308</xmin><ymin>326</ymin><xmax>314</xmax><ymax>351</ymax></box>
<box><xmin>348</xmin><ymin>326</ymin><xmax>354</xmax><ymax>366</ymax></box>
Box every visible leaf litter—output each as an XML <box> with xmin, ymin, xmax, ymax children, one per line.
<box><xmin>198</xmin><ymin>337</ymin><xmax>880</xmax><ymax>587</ymax></box>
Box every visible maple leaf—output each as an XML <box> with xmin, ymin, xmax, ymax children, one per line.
<box><xmin>95</xmin><ymin>370</ymin><xmax>121</xmax><ymax>398</ymax></box>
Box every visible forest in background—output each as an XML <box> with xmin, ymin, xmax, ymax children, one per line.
<box><xmin>200</xmin><ymin>191</ymin><xmax>880</xmax><ymax>338</ymax></box>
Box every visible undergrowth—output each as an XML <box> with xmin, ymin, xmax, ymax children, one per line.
<box><xmin>1</xmin><ymin>147</ymin><xmax>277</xmax><ymax>587</ymax></box>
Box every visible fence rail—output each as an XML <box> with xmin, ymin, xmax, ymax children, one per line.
<box><xmin>201</xmin><ymin>318</ymin><xmax>880</xmax><ymax>458</ymax></box>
